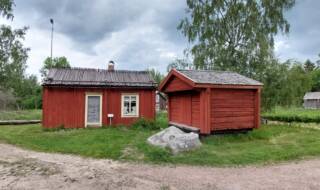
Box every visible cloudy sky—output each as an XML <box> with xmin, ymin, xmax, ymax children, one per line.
<box><xmin>2</xmin><ymin>0</ymin><xmax>320</xmax><ymax>78</ymax></box>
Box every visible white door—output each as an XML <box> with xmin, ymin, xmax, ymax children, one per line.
<box><xmin>85</xmin><ymin>94</ymin><xmax>102</xmax><ymax>127</ymax></box>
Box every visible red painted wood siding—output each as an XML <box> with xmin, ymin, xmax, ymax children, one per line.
<box><xmin>42</xmin><ymin>87</ymin><xmax>155</xmax><ymax>128</ymax></box>
<box><xmin>211</xmin><ymin>89</ymin><xmax>255</xmax><ymax>130</ymax></box>
<box><xmin>191</xmin><ymin>92</ymin><xmax>200</xmax><ymax>128</ymax></box>
<box><xmin>164</xmin><ymin>77</ymin><xmax>193</xmax><ymax>93</ymax></box>
<box><xmin>168</xmin><ymin>91</ymin><xmax>200</xmax><ymax>128</ymax></box>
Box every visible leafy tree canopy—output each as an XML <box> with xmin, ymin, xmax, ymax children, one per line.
<box><xmin>40</xmin><ymin>56</ymin><xmax>71</xmax><ymax>78</ymax></box>
<box><xmin>167</xmin><ymin>58</ymin><xmax>193</xmax><ymax>72</ymax></box>
<box><xmin>0</xmin><ymin>0</ymin><xmax>14</xmax><ymax>19</ymax></box>
<box><xmin>0</xmin><ymin>0</ymin><xmax>29</xmax><ymax>90</ymax></box>
<box><xmin>281</xmin><ymin>61</ymin><xmax>312</xmax><ymax>106</ymax></box>
<box><xmin>304</xmin><ymin>59</ymin><xmax>316</xmax><ymax>72</ymax></box>
<box><xmin>0</xmin><ymin>25</ymin><xmax>29</xmax><ymax>89</ymax></box>
<box><xmin>261</xmin><ymin>59</ymin><xmax>312</xmax><ymax>110</ymax></box>
<box><xmin>147</xmin><ymin>68</ymin><xmax>164</xmax><ymax>84</ymax></box>
<box><xmin>0</xmin><ymin>0</ymin><xmax>42</xmax><ymax>110</ymax></box>
<box><xmin>311</xmin><ymin>69</ymin><xmax>320</xmax><ymax>92</ymax></box>
<box><xmin>178</xmin><ymin>0</ymin><xmax>295</xmax><ymax>76</ymax></box>
<box><xmin>316</xmin><ymin>53</ymin><xmax>320</xmax><ymax>67</ymax></box>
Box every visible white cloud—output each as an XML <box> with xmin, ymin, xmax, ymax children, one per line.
<box><xmin>8</xmin><ymin>0</ymin><xmax>187</xmax><ymax>79</ymax></box>
<box><xmin>3</xmin><ymin>0</ymin><xmax>319</xmax><ymax>81</ymax></box>
<box><xmin>274</xmin><ymin>0</ymin><xmax>320</xmax><ymax>63</ymax></box>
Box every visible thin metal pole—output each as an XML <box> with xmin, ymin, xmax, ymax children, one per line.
<box><xmin>50</xmin><ymin>19</ymin><xmax>54</xmax><ymax>63</ymax></box>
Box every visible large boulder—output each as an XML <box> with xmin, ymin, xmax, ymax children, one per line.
<box><xmin>147</xmin><ymin>126</ymin><xmax>202</xmax><ymax>154</ymax></box>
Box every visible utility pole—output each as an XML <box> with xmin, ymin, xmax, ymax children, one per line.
<box><xmin>50</xmin><ymin>18</ymin><xmax>54</xmax><ymax>63</ymax></box>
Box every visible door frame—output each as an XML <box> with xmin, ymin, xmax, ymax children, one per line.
<box><xmin>85</xmin><ymin>93</ymin><xmax>103</xmax><ymax>127</ymax></box>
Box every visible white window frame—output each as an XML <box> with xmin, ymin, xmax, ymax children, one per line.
<box><xmin>85</xmin><ymin>93</ymin><xmax>103</xmax><ymax>127</ymax></box>
<box><xmin>121</xmin><ymin>93</ymin><xmax>139</xmax><ymax>118</ymax></box>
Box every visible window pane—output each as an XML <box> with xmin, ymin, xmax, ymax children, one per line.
<box><xmin>124</xmin><ymin>101</ymin><xmax>130</xmax><ymax>114</ymax></box>
<box><xmin>131</xmin><ymin>100</ymin><xmax>136</xmax><ymax>115</ymax></box>
<box><xmin>124</xmin><ymin>96</ymin><xmax>130</xmax><ymax>101</ymax></box>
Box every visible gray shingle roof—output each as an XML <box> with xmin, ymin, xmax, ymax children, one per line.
<box><xmin>304</xmin><ymin>92</ymin><xmax>320</xmax><ymax>100</ymax></box>
<box><xmin>178</xmin><ymin>70</ymin><xmax>263</xmax><ymax>86</ymax></box>
<box><xmin>43</xmin><ymin>68</ymin><xmax>157</xmax><ymax>88</ymax></box>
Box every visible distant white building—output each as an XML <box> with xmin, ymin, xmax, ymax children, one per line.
<box><xmin>303</xmin><ymin>92</ymin><xmax>320</xmax><ymax>109</ymax></box>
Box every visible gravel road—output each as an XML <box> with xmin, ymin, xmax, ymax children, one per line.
<box><xmin>0</xmin><ymin>143</ymin><xmax>319</xmax><ymax>190</ymax></box>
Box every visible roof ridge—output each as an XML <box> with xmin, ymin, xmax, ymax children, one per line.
<box><xmin>50</xmin><ymin>67</ymin><xmax>149</xmax><ymax>73</ymax></box>
<box><xmin>177</xmin><ymin>69</ymin><xmax>235</xmax><ymax>73</ymax></box>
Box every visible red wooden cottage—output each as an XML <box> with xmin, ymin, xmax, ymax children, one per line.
<box><xmin>42</xmin><ymin>62</ymin><xmax>156</xmax><ymax>128</ymax></box>
<box><xmin>159</xmin><ymin>69</ymin><xmax>263</xmax><ymax>134</ymax></box>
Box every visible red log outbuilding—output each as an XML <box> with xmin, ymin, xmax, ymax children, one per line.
<box><xmin>159</xmin><ymin>69</ymin><xmax>263</xmax><ymax>134</ymax></box>
<box><xmin>42</xmin><ymin>63</ymin><xmax>156</xmax><ymax>128</ymax></box>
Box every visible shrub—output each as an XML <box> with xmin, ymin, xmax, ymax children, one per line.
<box><xmin>131</xmin><ymin>112</ymin><xmax>169</xmax><ymax>131</ymax></box>
<box><xmin>156</xmin><ymin>111</ymin><xmax>168</xmax><ymax>129</ymax></box>
<box><xmin>262</xmin><ymin>107</ymin><xmax>320</xmax><ymax>123</ymax></box>
<box><xmin>132</xmin><ymin>118</ymin><xmax>159</xmax><ymax>130</ymax></box>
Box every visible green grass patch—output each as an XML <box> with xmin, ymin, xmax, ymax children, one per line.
<box><xmin>0</xmin><ymin>123</ymin><xmax>320</xmax><ymax>166</ymax></box>
<box><xmin>262</xmin><ymin>107</ymin><xmax>320</xmax><ymax>123</ymax></box>
<box><xmin>131</xmin><ymin>111</ymin><xmax>168</xmax><ymax>130</ymax></box>
<box><xmin>0</xmin><ymin>109</ymin><xmax>42</xmax><ymax>120</ymax></box>
<box><xmin>155</xmin><ymin>111</ymin><xmax>168</xmax><ymax>129</ymax></box>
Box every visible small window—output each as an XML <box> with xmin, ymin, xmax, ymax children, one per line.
<box><xmin>121</xmin><ymin>94</ymin><xmax>139</xmax><ymax>117</ymax></box>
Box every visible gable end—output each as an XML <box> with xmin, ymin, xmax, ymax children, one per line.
<box><xmin>159</xmin><ymin>69</ymin><xmax>195</xmax><ymax>92</ymax></box>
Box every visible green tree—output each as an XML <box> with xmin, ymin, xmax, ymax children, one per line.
<box><xmin>0</xmin><ymin>88</ymin><xmax>16</xmax><ymax>110</ymax></box>
<box><xmin>0</xmin><ymin>0</ymin><xmax>38</xmax><ymax>110</ymax></box>
<box><xmin>304</xmin><ymin>59</ymin><xmax>315</xmax><ymax>72</ymax></box>
<box><xmin>0</xmin><ymin>0</ymin><xmax>29</xmax><ymax>90</ymax></box>
<box><xmin>254</xmin><ymin>59</ymin><xmax>312</xmax><ymax>110</ymax></box>
<box><xmin>259</xmin><ymin>59</ymin><xmax>289</xmax><ymax>111</ymax></box>
<box><xmin>178</xmin><ymin>0</ymin><xmax>295</xmax><ymax>76</ymax></box>
<box><xmin>281</xmin><ymin>63</ymin><xmax>312</xmax><ymax>106</ymax></box>
<box><xmin>311</xmin><ymin>69</ymin><xmax>320</xmax><ymax>92</ymax></box>
<box><xmin>0</xmin><ymin>26</ymin><xmax>29</xmax><ymax>88</ymax></box>
<box><xmin>167</xmin><ymin>58</ymin><xmax>192</xmax><ymax>72</ymax></box>
<box><xmin>316</xmin><ymin>53</ymin><xmax>320</xmax><ymax>68</ymax></box>
<box><xmin>147</xmin><ymin>69</ymin><xmax>164</xmax><ymax>84</ymax></box>
<box><xmin>40</xmin><ymin>56</ymin><xmax>71</xmax><ymax>78</ymax></box>
<box><xmin>14</xmin><ymin>75</ymin><xmax>42</xmax><ymax>109</ymax></box>
<box><xmin>0</xmin><ymin>0</ymin><xmax>13</xmax><ymax>19</ymax></box>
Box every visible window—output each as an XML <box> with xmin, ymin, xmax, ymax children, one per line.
<box><xmin>121</xmin><ymin>94</ymin><xmax>139</xmax><ymax>117</ymax></box>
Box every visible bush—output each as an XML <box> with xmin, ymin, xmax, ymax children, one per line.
<box><xmin>0</xmin><ymin>89</ymin><xmax>17</xmax><ymax>110</ymax></box>
<box><xmin>156</xmin><ymin>111</ymin><xmax>168</xmax><ymax>129</ymax></box>
<box><xmin>132</xmin><ymin>118</ymin><xmax>159</xmax><ymax>130</ymax></box>
<box><xmin>131</xmin><ymin>112</ymin><xmax>168</xmax><ymax>131</ymax></box>
<box><xmin>262</xmin><ymin>107</ymin><xmax>320</xmax><ymax>123</ymax></box>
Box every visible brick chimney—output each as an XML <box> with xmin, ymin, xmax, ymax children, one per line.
<box><xmin>108</xmin><ymin>60</ymin><xmax>115</xmax><ymax>71</ymax></box>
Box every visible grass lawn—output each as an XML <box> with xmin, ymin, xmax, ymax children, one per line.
<box><xmin>0</xmin><ymin>123</ymin><xmax>320</xmax><ymax>166</ymax></box>
<box><xmin>262</xmin><ymin>107</ymin><xmax>320</xmax><ymax>123</ymax></box>
<box><xmin>0</xmin><ymin>109</ymin><xmax>42</xmax><ymax>120</ymax></box>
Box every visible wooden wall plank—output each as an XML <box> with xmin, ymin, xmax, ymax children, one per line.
<box><xmin>164</xmin><ymin>77</ymin><xmax>193</xmax><ymax>93</ymax></box>
<box><xmin>42</xmin><ymin>87</ymin><xmax>156</xmax><ymax>128</ymax></box>
<box><xmin>255</xmin><ymin>88</ymin><xmax>261</xmax><ymax>128</ymax></box>
<box><xmin>168</xmin><ymin>91</ymin><xmax>201</xmax><ymax>130</ymax></box>
<box><xmin>191</xmin><ymin>92</ymin><xmax>200</xmax><ymax>128</ymax></box>
<box><xmin>211</xmin><ymin>88</ymin><xmax>256</xmax><ymax>131</ymax></box>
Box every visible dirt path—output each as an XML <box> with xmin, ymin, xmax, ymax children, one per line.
<box><xmin>0</xmin><ymin>144</ymin><xmax>320</xmax><ymax>190</ymax></box>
